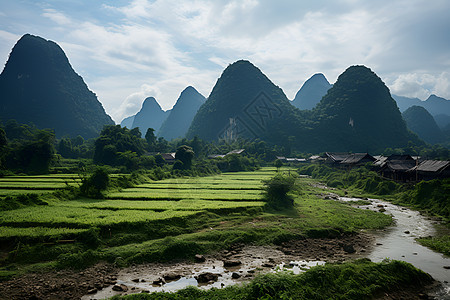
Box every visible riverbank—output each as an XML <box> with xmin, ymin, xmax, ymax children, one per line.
<box><xmin>0</xmin><ymin>232</ymin><xmax>435</xmax><ymax>300</ymax></box>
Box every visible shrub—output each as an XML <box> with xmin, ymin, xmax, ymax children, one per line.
<box><xmin>80</xmin><ymin>167</ymin><xmax>110</xmax><ymax>198</ymax></box>
<box><xmin>262</xmin><ymin>174</ymin><xmax>295</xmax><ymax>209</ymax></box>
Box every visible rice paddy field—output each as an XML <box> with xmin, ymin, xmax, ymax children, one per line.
<box><xmin>0</xmin><ymin>167</ymin><xmax>392</xmax><ymax>280</ymax></box>
<box><xmin>0</xmin><ymin>169</ymin><xmax>272</xmax><ymax>241</ymax></box>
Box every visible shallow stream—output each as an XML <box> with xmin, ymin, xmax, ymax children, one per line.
<box><xmin>340</xmin><ymin>197</ymin><xmax>450</xmax><ymax>298</ymax></box>
<box><xmin>83</xmin><ymin>197</ymin><xmax>450</xmax><ymax>299</ymax></box>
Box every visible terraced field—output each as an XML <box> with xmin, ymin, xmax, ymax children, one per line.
<box><xmin>0</xmin><ymin>168</ymin><xmax>275</xmax><ymax>240</ymax></box>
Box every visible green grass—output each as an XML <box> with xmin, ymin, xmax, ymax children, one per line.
<box><xmin>0</xmin><ymin>226</ymin><xmax>88</xmax><ymax>239</ymax></box>
<box><xmin>107</xmin><ymin>189</ymin><xmax>262</xmax><ymax>201</ymax></box>
<box><xmin>0</xmin><ymin>206</ymin><xmax>203</xmax><ymax>228</ymax></box>
<box><xmin>417</xmin><ymin>235</ymin><xmax>450</xmax><ymax>256</ymax></box>
<box><xmin>58</xmin><ymin>199</ymin><xmax>265</xmax><ymax>211</ymax></box>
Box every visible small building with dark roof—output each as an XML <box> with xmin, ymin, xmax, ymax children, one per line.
<box><xmin>325</xmin><ymin>152</ymin><xmax>351</xmax><ymax>164</ymax></box>
<box><xmin>340</xmin><ymin>153</ymin><xmax>375</xmax><ymax>168</ymax></box>
<box><xmin>380</xmin><ymin>160</ymin><xmax>417</xmax><ymax>181</ymax></box>
<box><xmin>409</xmin><ymin>160</ymin><xmax>450</xmax><ymax>181</ymax></box>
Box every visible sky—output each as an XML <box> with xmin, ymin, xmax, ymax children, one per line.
<box><xmin>0</xmin><ymin>0</ymin><xmax>449</xmax><ymax>123</ymax></box>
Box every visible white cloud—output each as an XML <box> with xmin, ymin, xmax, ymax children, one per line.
<box><xmin>1</xmin><ymin>0</ymin><xmax>449</xmax><ymax>123</ymax></box>
<box><xmin>42</xmin><ymin>9</ymin><xmax>72</xmax><ymax>25</ymax></box>
<box><xmin>388</xmin><ymin>72</ymin><xmax>450</xmax><ymax>100</ymax></box>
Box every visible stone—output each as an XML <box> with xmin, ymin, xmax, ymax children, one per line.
<box><xmin>404</xmin><ymin>231</ymin><xmax>410</xmax><ymax>234</ymax></box>
<box><xmin>223</xmin><ymin>260</ymin><xmax>241</xmax><ymax>267</ymax></box>
<box><xmin>112</xmin><ymin>284</ymin><xmax>128</xmax><ymax>292</ymax></box>
<box><xmin>231</xmin><ymin>272</ymin><xmax>241</xmax><ymax>279</ymax></box>
<box><xmin>132</xmin><ymin>278</ymin><xmax>140</xmax><ymax>283</ymax></box>
<box><xmin>194</xmin><ymin>254</ymin><xmax>206</xmax><ymax>262</ymax></box>
<box><xmin>443</xmin><ymin>266</ymin><xmax>450</xmax><ymax>269</ymax></box>
<box><xmin>87</xmin><ymin>288</ymin><xmax>97</xmax><ymax>294</ymax></box>
<box><xmin>195</xmin><ymin>272</ymin><xmax>220</xmax><ymax>283</ymax></box>
<box><xmin>152</xmin><ymin>277</ymin><xmax>165</xmax><ymax>285</ymax></box>
<box><xmin>342</xmin><ymin>244</ymin><xmax>356</xmax><ymax>254</ymax></box>
<box><xmin>163</xmin><ymin>273</ymin><xmax>181</xmax><ymax>281</ymax></box>
<box><xmin>262</xmin><ymin>263</ymin><xmax>274</xmax><ymax>268</ymax></box>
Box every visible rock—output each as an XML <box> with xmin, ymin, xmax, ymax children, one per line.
<box><xmin>443</xmin><ymin>266</ymin><xmax>450</xmax><ymax>269</ymax></box>
<box><xmin>223</xmin><ymin>260</ymin><xmax>241</xmax><ymax>267</ymax></box>
<box><xmin>231</xmin><ymin>272</ymin><xmax>241</xmax><ymax>279</ymax></box>
<box><xmin>195</xmin><ymin>272</ymin><xmax>220</xmax><ymax>283</ymax></box>
<box><xmin>247</xmin><ymin>270</ymin><xmax>255</xmax><ymax>274</ymax></box>
<box><xmin>194</xmin><ymin>254</ymin><xmax>206</xmax><ymax>262</ymax></box>
<box><xmin>342</xmin><ymin>244</ymin><xmax>356</xmax><ymax>254</ymax></box>
<box><xmin>379</xmin><ymin>208</ymin><xmax>386</xmax><ymax>213</ymax></box>
<box><xmin>112</xmin><ymin>284</ymin><xmax>128</xmax><ymax>292</ymax></box>
<box><xmin>413</xmin><ymin>252</ymin><xmax>418</xmax><ymax>255</ymax></box>
<box><xmin>132</xmin><ymin>278</ymin><xmax>140</xmax><ymax>283</ymax></box>
<box><xmin>262</xmin><ymin>263</ymin><xmax>274</xmax><ymax>268</ymax></box>
<box><xmin>152</xmin><ymin>277</ymin><xmax>165</xmax><ymax>286</ymax></box>
<box><xmin>87</xmin><ymin>288</ymin><xmax>97</xmax><ymax>294</ymax></box>
<box><xmin>418</xmin><ymin>293</ymin><xmax>429</xmax><ymax>299</ymax></box>
<box><xmin>404</xmin><ymin>231</ymin><xmax>410</xmax><ymax>234</ymax></box>
<box><xmin>163</xmin><ymin>273</ymin><xmax>181</xmax><ymax>281</ymax></box>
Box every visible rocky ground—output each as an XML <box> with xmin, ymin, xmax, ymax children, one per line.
<box><xmin>0</xmin><ymin>233</ymin><xmax>438</xmax><ymax>299</ymax></box>
<box><xmin>0</xmin><ymin>264</ymin><xmax>117</xmax><ymax>300</ymax></box>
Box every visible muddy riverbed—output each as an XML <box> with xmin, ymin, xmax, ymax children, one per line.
<box><xmin>1</xmin><ymin>196</ymin><xmax>449</xmax><ymax>299</ymax></box>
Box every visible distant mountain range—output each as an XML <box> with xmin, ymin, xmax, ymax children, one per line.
<box><xmin>291</xmin><ymin>73</ymin><xmax>332</xmax><ymax>110</ymax></box>
<box><xmin>402</xmin><ymin>106</ymin><xmax>444</xmax><ymax>144</ymax></box>
<box><xmin>187</xmin><ymin>61</ymin><xmax>419</xmax><ymax>152</ymax></box>
<box><xmin>309</xmin><ymin>65</ymin><xmax>420</xmax><ymax>152</ymax></box>
<box><xmin>2</xmin><ymin>34</ymin><xmax>449</xmax><ymax>151</ymax></box>
<box><xmin>158</xmin><ymin>86</ymin><xmax>205</xmax><ymax>140</ymax></box>
<box><xmin>0</xmin><ymin>34</ymin><xmax>114</xmax><ymax>138</ymax></box>
<box><xmin>130</xmin><ymin>97</ymin><xmax>170</xmax><ymax>136</ymax></box>
<box><xmin>187</xmin><ymin>60</ymin><xmax>304</xmax><ymax>146</ymax></box>
<box><xmin>119</xmin><ymin>86</ymin><xmax>205</xmax><ymax>140</ymax></box>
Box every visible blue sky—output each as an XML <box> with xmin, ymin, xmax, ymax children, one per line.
<box><xmin>1</xmin><ymin>0</ymin><xmax>449</xmax><ymax>122</ymax></box>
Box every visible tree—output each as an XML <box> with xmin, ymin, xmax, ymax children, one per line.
<box><xmin>175</xmin><ymin>145</ymin><xmax>194</xmax><ymax>170</ymax></box>
<box><xmin>145</xmin><ymin>128</ymin><xmax>157</xmax><ymax>151</ymax></box>
<box><xmin>93</xmin><ymin>125</ymin><xmax>146</xmax><ymax>165</ymax></box>
<box><xmin>0</xmin><ymin>127</ymin><xmax>7</xmax><ymax>148</ymax></box>
<box><xmin>262</xmin><ymin>174</ymin><xmax>295</xmax><ymax>209</ymax></box>
<box><xmin>274</xmin><ymin>159</ymin><xmax>283</xmax><ymax>171</ymax></box>
<box><xmin>80</xmin><ymin>167</ymin><xmax>110</xmax><ymax>198</ymax></box>
<box><xmin>58</xmin><ymin>138</ymin><xmax>73</xmax><ymax>158</ymax></box>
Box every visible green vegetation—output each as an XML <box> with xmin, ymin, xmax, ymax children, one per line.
<box><xmin>112</xmin><ymin>259</ymin><xmax>432</xmax><ymax>300</ymax></box>
<box><xmin>0</xmin><ymin>167</ymin><xmax>392</xmax><ymax>279</ymax></box>
<box><xmin>417</xmin><ymin>235</ymin><xmax>450</xmax><ymax>256</ymax></box>
<box><xmin>299</xmin><ymin>164</ymin><xmax>403</xmax><ymax>196</ymax></box>
<box><xmin>262</xmin><ymin>174</ymin><xmax>295</xmax><ymax>209</ymax></box>
<box><xmin>398</xmin><ymin>178</ymin><xmax>449</xmax><ymax>219</ymax></box>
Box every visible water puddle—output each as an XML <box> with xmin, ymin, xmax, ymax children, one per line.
<box><xmin>82</xmin><ymin>247</ymin><xmax>325</xmax><ymax>299</ymax></box>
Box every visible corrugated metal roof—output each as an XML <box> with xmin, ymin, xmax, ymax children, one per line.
<box><xmin>341</xmin><ymin>153</ymin><xmax>375</xmax><ymax>164</ymax></box>
<box><xmin>226</xmin><ymin>149</ymin><xmax>245</xmax><ymax>155</ymax></box>
<box><xmin>413</xmin><ymin>160</ymin><xmax>450</xmax><ymax>172</ymax></box>
<box><xmin>387</xmin><ymin>154</ymin><xmax>414</xmax><ymax>161</ymax></box>
<box><xmin>373</xmin><ymin>156</ymin><xmax>388</xmax><ymax>166</ymax></box>
<box><xmin>383</xmin><ymin>160</ymin><xmax>416</xmax><ymax>171</ymax></box>
<box><xmin>326</xmin><ymin>152</ymin><xmax>350</xmax><ymax>163</ymax></box>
